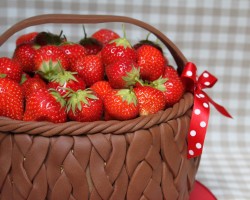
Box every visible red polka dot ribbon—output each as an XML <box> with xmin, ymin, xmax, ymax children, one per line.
<box><xmin>181</xmin><ymin>62</ymin><xmax>232</xmax><ymax>159</ymax></box>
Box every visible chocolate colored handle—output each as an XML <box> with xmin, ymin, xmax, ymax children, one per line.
<box><xmin>0</xmin><ymin>14</ymin><xmax>187</xmax><ymax>74</ymax></box>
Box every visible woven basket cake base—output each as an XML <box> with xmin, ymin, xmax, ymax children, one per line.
<box><xmin>0</xmin><ymin>93</ymin><xmax>200</xmax><ymax>200</ymax></box>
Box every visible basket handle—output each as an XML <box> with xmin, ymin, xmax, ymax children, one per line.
<box><xmin>0</xmin><ymin>14</ymin><xmax>187</xmax><ymax>74</ymax></box>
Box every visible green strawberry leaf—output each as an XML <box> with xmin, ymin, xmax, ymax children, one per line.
<box><xmin>20</xmin><ymin>74</ymin><xmax>28</xmax><ymax>84</ymax></box>
<box><xmin>50</xmin><ymin>70</ymin><xmax>78</xmax><ymax>86</ymax></box>
<box><xmin>122</xmin><ymin>66</ymin><xmax>142</xmax><ymax>87</ymax></box>
<box><xmin>77</xmin><ymin>101</ymin><xmax>82</xmax><ymax>112</ymax></box>
<box><xmin>150</xmin><ymin>76</ymin><xmax>168</xmax><ymax>92</ymax></box>
<box><xmin>39</xmin><ymin>60</ymin><xmax>66</xmax><ymax>81</ymax></box>
<box><xmin>0</xmin><ymin>74</ymin><xmax>7</xmax><ymax>78</ymax></box>
<box><xmin>117</xmin><ymin>89</ymin><xmax>137</xmax><ymax>105</ymax></box>
<box><xmin>49</xmin><ymin>89</ymin><xmax>67</xmax><ymax>108</ymax></box>
<box><xmin>66</xmin><ymin>89</ymin><xmax>99</xmax><ymax>114</ymax></box>
<box><xmin>110</xmin><ymin>24</ymin><xmax>131</xmax><ymax>48</ymax></box>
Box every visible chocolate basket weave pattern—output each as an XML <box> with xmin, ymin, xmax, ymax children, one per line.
<box><xmin>0</xmin><ymin>14</ymin><xmax>200</xmax><ymax>200</ymax></box>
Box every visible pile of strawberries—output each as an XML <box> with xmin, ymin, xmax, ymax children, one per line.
<box><xmin>0</xmin><ymin>26</ymin><xmax>185</xmax><ymax>123</ymax></box>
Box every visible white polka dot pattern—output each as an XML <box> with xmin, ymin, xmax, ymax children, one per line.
<box><xmin>194</xmin><ymin>109</ymin><xmax>201</xmax><ymax>115</ymax></box>
<box><xmin>186</xmin><ymin>70</ymin><xmax>193</xmax><ymax>77</ymax></box>
<box><xmin>189</xmin><ymin>150</ymin><xmax>194</xmax><ymax>156</ymax></box>
<box><xmin>200</xmin><ymin>121</ymin><xmax>207</xmax><ymax>128</ymax></box>
<box><xmin>203</xmin><ymin>73</ymin><xmax>209</xmax><ymax>78</ymax></box>
<box><xmin>182</xmin><ymin>62</ymin><xmax>231</xmax><ymax>158</ymax></box>
<box><xmin>203</xmin><ymin>102</ymin><xmax>209</xmax><ymax>108</ymax></box>
<box><xmin>190</xmin><ymin>130</ymin><xmax>196</xmax><ymax>136</ymax></box>
<box><xmin>204</xmin><ymin>82</ymin><xmax>210</xmax><ymax>86</ymax></box>
<box><xmin>196</xmin><ymin>143</ymin><xmax>202</xmax><ymax>149</ymax></box>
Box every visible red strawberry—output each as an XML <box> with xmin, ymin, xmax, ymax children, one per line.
<box><xmin>101</xmin><ymin>27</ymin><xmax>137</xmax><ymax>66</ymax></box>
<box><xmin>90</xmin><ymin>80</ymin><xmax>112</xmax><ymax>100</ymax></box>
<box><xmin>67</xmin><ymin>89</ymin><xmax>103</xmax><ymax>122</ymax></box>
<box><xmin>0</xmin><ymin>75</ymin><xmax>24</xmax><ymax>120</ymax></box>
<box><xmin>12</xmin><ymin>43</ymin><xmax>39</xmax><ymax>73</ymax></box>
<box><xmin>133</xmin><ymin>34</ymin><xmax>163</xmax><ymax>53</ymax></box>
<box><xmin>60</xmin><ymin>42</ymin><xmax>87</xmax><ymax>67</ymax></box>
<box><xmin>105</xmin><ymin>58</ymin><xmax>141</xmax><ymax>89</ymax></box>
<box><xmin>136</xmin><ymin>45</ymin><xmax>165</xmax><ymax>81</ymax></box>
<box><xmin>21</xmin><ymin>76</ymin><xmax>47</xmax><ymax>99</ymax></box>
<box><xmin>163</xmin><ymin>78</ymin><xmax>184</xmax><ymax>107</ymax></box>
<box><xmin>23</xmin><ymin>88</ymin><xmax>67</xmax><ymax>123</ymax></box>
<box><xmin>0</xmin><ymin>57</ymin><xmax>22</xmax><ymax>83</ymax></box>
<box><xmin>103</xmin><ymin>89</ymin><xmax>139</xmax><ymax>120</ymax></box>
<box><xmin>163</xmin><ymin>65</ymin><xmax>180</xmax><ymax>79</ymax></box>
<box><xmin>104</xmin><ymin>111</ymin><xmax>115</xmax><ymax>121</ymax></box>
<box><xmin>151</xmin><ymin>65</ymin><xmax>185</xmax><ymax>107</ymax></box>
<box><xmin>79</xmin><ymin>26</ymin><xmax>103</xmax><ymax>55</ymax></box>
<box><xmin>92</xmin><ymin>28</ymin><xmax>120</xmax><ymax>45</ymax></box>
<box><xmin>16</xmin><ymin>32</ymin><xmax>38</xmax><ymax>46</ymax></box>
<box><xmin>47</xmin><ymin>70</ymin><xmax>86</xmax><ymax>97</ymax></box>
<box><xmin>71</xmin><ymin>55</ymin><xmax>104</xmax><ymax>87</ymax></box>
<box><xmin>33</xmin><ymin>45</ymin><xmax>69</xmax><ymax>80</ymax></box>
<box><xmin>133</xmin><ymin>86</ymin><xmax>166</xmax><ymax>116</ymax></box>
<box><xmin>34</xmin><ymin>31</ymin><xmax>66</xmax><ymax>46</ymax></box>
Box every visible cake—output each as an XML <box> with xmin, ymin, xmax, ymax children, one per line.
<box><xmin>0</xmin><ymin>14</ymin><xmax>202</xmax><ymax>200</ymax></box>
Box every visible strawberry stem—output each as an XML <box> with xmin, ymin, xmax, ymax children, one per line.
<box><xmin>146</xmin><ymin>32</ymin><xmax>151</xmax><ymax>40</ymax></box>
<box><xmin>82</xmin><ymin>25</ymin><xmax>87</xmax><ymax>39</ymax></box>
<box><xmin>122</xmin><ymin>24</ymin><xmax>126</xmax><ymax>39</ymax></box>
<box><xmin>59</xmin><ymin>30</ymin><xmax>63</xmax><ymax>38</ymax></box>
<box><xmin>134</xmin><ymin>77</ymin><xmax>144</xmax><ymax>86</ymax></box>
<box><xmin>63</xmin><ymin>34</ymin><xmax>67</xmax><ymax>42</ymax></box>
<box><xmin>155</xmin><ymin>38</ymin><xmax>163</xmax><ymax>49</ymax></box>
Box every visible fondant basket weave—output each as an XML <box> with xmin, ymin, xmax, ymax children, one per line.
<box><xmin>0</xmin><ymin>14</ymin><xmax>200</xmax><ymax>200</ymax></box>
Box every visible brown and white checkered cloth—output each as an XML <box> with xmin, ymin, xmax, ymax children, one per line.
<box><xmin>0</xmin><ymin>0</ymin><xmax>249</xmax><ymax>199</ymax></box>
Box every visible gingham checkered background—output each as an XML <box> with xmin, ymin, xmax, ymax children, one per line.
<box><xmin>0</xmin><ymin>0</ymin><xmax>249</xmax><ymax>199</ymax></box>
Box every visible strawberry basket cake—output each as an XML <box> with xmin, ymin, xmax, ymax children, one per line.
<box><xmin>0</xmin><ymin>14</ymin><xmax>231</xmax><ymax>200</ymax></box>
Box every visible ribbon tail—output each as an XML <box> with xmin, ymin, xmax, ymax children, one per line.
<box><xmin>205</xmin><ymin>94</ymin><xmax>233</xmax><ymax>118</ymax></box>
<box><xmin>187</xmin><ymin>91</ymin><xmax>210</xmax><ymax>159</ymax></box>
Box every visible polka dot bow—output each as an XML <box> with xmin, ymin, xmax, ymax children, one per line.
<box><xmin>181</xmin><ymin>62</ymin><xmax>232</xmax><ymax>159</ymax></box>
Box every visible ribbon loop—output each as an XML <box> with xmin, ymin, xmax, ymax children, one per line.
<box><xmin>198</xmin><ymin>71</ymin><xmax>217</xmax><ymax>89</ymax></box>
<box><xmin>181</xmin><ymin>62</ymin><xmax>232</xmax><ymax>159</ymax></box>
